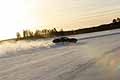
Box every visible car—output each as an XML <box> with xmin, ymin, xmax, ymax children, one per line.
<box><xmin>53</xmin><ymin>37</ymin><xmax>77</xmax><ymax>43</ymax></box>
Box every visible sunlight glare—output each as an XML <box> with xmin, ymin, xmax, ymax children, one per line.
<box><xmin>0</xmin><ymin>0</ymin><xmax>44</xmax><ymax>40</ymax></box>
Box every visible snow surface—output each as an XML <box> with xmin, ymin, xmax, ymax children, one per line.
<box><xmin>0</xmin><ymin>29</ymin><xmax>120</xmax><ymax>80</ymax></box>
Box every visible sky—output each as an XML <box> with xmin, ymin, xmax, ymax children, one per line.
<box><xmin>0</xmin><ymin>0</ymin><xmax>120</xmax><ymax>40</ymax></box>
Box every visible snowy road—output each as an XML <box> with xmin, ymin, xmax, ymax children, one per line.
<box><xmin>0</xmin><ymin>29</ymin><xmax>120</xmax><ymax>80</ymax></box>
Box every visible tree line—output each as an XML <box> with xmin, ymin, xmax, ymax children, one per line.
<box><xmin>16</xmin><ymin>17</ymin><xmax>120</xmax><ymax>40</ymax></box>
<box><xmin>16</xmin><ymin>28</ymin><xmax>58</xmax><ymax>40</ymax></box>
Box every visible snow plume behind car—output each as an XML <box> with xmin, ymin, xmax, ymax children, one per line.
<box><xmin>0</xmin><ymin>39</ymin><xmax>53</xmax><ymax>58</ymax></box>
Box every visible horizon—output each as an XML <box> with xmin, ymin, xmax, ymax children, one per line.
<box><xmin>0</xmin><ymin>0</ymin><xmax>120</xmax><ymax>40</ymax></box>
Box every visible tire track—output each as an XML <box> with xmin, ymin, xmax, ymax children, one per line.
<box><xmin>0</xmin><ymin>48</ymin><xmax>77</xmax><ymax>79</ymax></box>
<box><xmin>57</xmin><ymin>46</ymin><xmax>120</xmax><ymax>80</ymax></box>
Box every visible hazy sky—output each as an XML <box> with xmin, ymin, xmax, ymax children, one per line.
<box><xmin>0</xmin><ymin>0</ymin><xmax>120</xmax><ymax>40</ymax></box>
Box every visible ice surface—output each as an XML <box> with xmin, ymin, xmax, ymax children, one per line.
<box><xmin>0</xmin><ymin>29</ymin><xmax>120</xmax><ymax>80</ymax></box>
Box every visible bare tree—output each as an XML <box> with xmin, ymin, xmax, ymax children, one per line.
<box><xmin>29</xmin><ymin>30</ymin><xmax>34</xmax><ymax>37</ymax></box>
<box><xmin>23</xmin><ymin>30</ymin><xmax>26</xmax><ymax>38</ymax></box>
<box><xmin>113</xmin><ymin>19</ymin><xmax>117</xmax><ymax>23</ymax></box>
<box><xmin>117</xmin><ymin>17</ymin><xmax>120</xmax><ymax>22</ymax></box>
<box><xmin>16</xmin><ymin>32</ymin><xmax>21</xmax><ymax>40</ymax></box>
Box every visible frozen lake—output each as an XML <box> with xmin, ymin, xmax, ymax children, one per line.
<box><xmin>0</xmin><ymin>29</ymin><xmax>120</xmax><ymax>80</ymax></box>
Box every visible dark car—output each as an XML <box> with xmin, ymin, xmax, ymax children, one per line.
<box><xmin>53</xmin><ymin>37</ymin><xmax>77</xmax><ymax>43</ymax></box>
